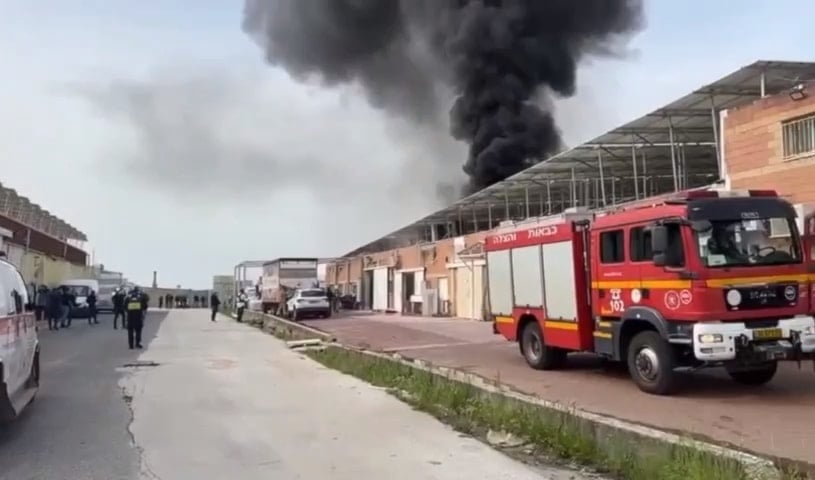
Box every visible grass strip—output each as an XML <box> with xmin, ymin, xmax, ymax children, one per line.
<box><xmin>306</xmin><ymin>346</ymin><xmax>763</xmax><ymax>480</ymax></box>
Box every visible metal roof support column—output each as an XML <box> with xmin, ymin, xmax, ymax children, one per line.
<box><xmin>472</xmin><ymin>207</ymin><xmax>478</xmax><ymax>232</ymax></box>
<box><xmin>591</xmin><ymin>179</ymin><xmax>597</xmax><ymax>208</ymax></box>
<box><xmin>538</xmin><ymin>192</ymin><xmax>544</xmax><ymax>217</ymax></box>
<box><xmin>597</xmin><ymin>150</ymin><xmax>607</xmax><ymax>206</ymax></box>
<box><xmin>668</xmin><ymin>117</ymin><xmax>679</xmax><ymax>191</ymax></box>
<box><xmin>675</xmin><ymin>145</ymin><xmax>683</xmax><ymax>190</ymax></box>
<box><xmin>546</xmin><ymin>181</ymin><xmax>552</xmax><ymax>215</ymax></box>
<box><xmin>630</xmin><ymin>138</ymin><xmax>640</xmax><ymax>200</ymax></box>
<box><xmin>611</xmin><ymin>177</ymin><xmax>617</xmax><ymax>205</ymax></box>
<box><xmin>760</xmin><ymin>71</ymin><xmax>766</xmax><ymax>97</ymax></box>
<box><xmin>488</xmin><ymin>203</ymin><xmax>493</xmax><ymax>229</ymax></box>
<box><xmin>524</xmin><ymin>186</ymin><xmax>530</xmax><ymax>219</ymax></box>
<box><xmin>570</xmin><ymin>167</ymin><xmax>577</xmax><ymax>208</ymax></box>
<box><xmin>710</xmin><ymin>96</ymin><xmax>721</xmax><ymax>168</ymax></box>
<box><xmin>457</xmin><ymin>207</ymin><xmax>463</xmax><ymax>235</ymax></box>
<box><xmin>641</xmin><ymin>151</ymin><xmax>647</xmax><ymax>196</ymax></box>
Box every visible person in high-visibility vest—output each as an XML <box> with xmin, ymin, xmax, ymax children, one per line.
<box><xmin>236</xmin><ymin>289</ymin><xmax>249</xmax><ymax>323</ymax></box>
<box><xmin>126</xmin><ymin>286</ymin><xmax>147</xmax><ymax>349</ymax></box>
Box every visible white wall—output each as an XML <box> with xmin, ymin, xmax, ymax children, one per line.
<box><xmin>317</xmin><ymin>263</ymin><xmax>327</xmax><ymax>284</ymax></box>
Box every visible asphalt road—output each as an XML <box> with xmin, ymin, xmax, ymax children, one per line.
<box><xmin>0</xmin><ymin>311</ymin><xmax>166</xmax><ymax>480</ymax></box>
<box><xmin>0</xmin><ymin>309</ymin><xmax>592</xmax><ymax>480</ymax></box>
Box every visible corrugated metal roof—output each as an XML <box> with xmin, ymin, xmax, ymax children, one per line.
<box><xmin>0</xmin><ymin>182</ymin><xmax>87</xmax><ymax>241</ymax></box>
<box><xmin>343</xmin><ymin>59</ymin><xmax>815</xmax><ymax>257</ymax></box>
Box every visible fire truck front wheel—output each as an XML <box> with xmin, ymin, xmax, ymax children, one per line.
<box><xmin>726</xmin><ymin>362</ymin><xmax>777</xmax><ymax>386</ymax></box>
<box><xmin>626</xmin><ymin>331</ymin><xmax>678</xmax><ymax>395</ymax></box>
<box><xmin>520</xmin><ymin>321</ymin><xmax>566</xmax><ymax>370</ymax></box>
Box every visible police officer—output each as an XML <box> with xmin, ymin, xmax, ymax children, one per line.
<box><xmin>126</xmin><ymin>286</ymin><xmax>147</xmax><ymax>349</ymax></box>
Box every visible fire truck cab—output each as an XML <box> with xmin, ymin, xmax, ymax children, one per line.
<box><xmin>486</xmin><ymin>189</ymin><xmax>815</xmax><ymax>395</ymax></box>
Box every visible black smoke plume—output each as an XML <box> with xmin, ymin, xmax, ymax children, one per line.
<box><xmin>243</xmin><ymin>0</ymin><xmax>644</xmax><ymax>195</ymax></box>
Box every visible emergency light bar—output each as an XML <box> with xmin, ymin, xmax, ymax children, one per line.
<box><xmin>684</xmin><ymin>189</ymin><xmax>778</xmax><ymax>199</ymax></box>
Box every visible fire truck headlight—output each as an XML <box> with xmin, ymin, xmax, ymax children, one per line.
<box><xmin>725</xmin><ymin>289</ymin><xmax>742</xmax><ymax>307</ymax></box>
<box><xmin>698</xmin><ymin>333</ymin><xmax>724</xmax><ymax>344</ymax></box>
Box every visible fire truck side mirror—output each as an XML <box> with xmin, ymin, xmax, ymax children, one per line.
<box><xmin>653</xmin><ymin>253</ymin><xmax>667</xmax><ymax>267</ymax></box>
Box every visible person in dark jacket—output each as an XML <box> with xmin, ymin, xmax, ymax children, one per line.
<box><xmin>35</xmin><ymin>285</ymin><xmax>49</xmax><ymax>322</ymax></box>
<box><xmin>87</xmin><ymin>289</ymin><xmax>98</xmax><ymax>325</ymax></box>
<box><xmin>326</xmin><ymin>287</ymin><xmax>336</xmax><ymax>314</ymax></box>
<box><xmin>112</xmin><ymin>288</ymin><xmax>127</xmax><ymax>329</ymax></box>
<box><xmin>60</xmin><ymin>286</ymin><xmax>77</xmax><ymax>328</ymax></box>
<box><xmin>210</xmin><ymin>292</ymin><xmax>221</xmax><ymax>322</ymax></box>
<box><xmin>47</xmin><ymin>287</ymin><xmax>62</xmax><ymax>331</ymax></box>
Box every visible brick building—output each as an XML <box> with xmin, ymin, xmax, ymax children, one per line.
<box><xmin>326</xmin><ymin>60</ymin><xmax>815</xmax><ymax>320</ymax></box>
<box><xmin>723</xmin><ymin>81</ymin><xmax>815</xmax><ymax>203</ymax></box>
<box><xmin>326</xmin><ymin>232</ymin><xmax>487</xmax><ymax>317</ymax></box>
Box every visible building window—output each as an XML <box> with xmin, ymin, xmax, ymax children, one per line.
<box><xmin>782</xmin><ymin>114</ymin><xmax>815</xmax><ymax>159</ymax></box>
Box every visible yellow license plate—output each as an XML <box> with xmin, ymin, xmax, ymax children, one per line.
<box><xmin>752</xmin><ymin>327</ymin><xmax>783</xmax><ymax>340</ymax></box>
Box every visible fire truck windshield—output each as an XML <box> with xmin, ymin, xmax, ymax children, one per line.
<box><xmin>693</xmin><ymin>217</ymin><xmax>800</xmax><ymax>268</ymax></box>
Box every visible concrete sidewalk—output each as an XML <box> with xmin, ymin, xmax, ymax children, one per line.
<box><xmin>302</xmin><ymin>312</ymin><xmax>815</xmax><ymax>466</ymax></box>
<box><xmin>120</xmin><ymin>310</ymin><xmax>594</xmax><ymax>480</ymax></box>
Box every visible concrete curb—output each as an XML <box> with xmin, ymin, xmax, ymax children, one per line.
<box><xmin>321</xmin><ymin>342</ymin><xmax>782</xmax><ymax>480</ymax></box>
<box><xmin>240</xmin><ymin>311</ymin><xmax>336</xmax><ymax>342</ymax></box>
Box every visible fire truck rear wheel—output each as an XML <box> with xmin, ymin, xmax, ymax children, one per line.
<box><xmin>626</xmin><ymin>331</ymin><xmax>678</xmax><ymax>395</ymax></box>
<box><xmin>520</xmin><ymin>321</ymin><xmax>566</xmax><ymax>370</ymax></box>
<box><xmin>726</xmin><ymin>362</ymin><xmax>777</xmax><ymax>386</ymax></box>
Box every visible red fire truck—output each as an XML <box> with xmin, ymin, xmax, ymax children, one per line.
<box><xmin>800</xmin><ymin>208</ymin><xmax>815</xmax><ymax>317</ymax></box>
<box><xmin>486</xmin><ymin>189</ymin><xmax>815</xmax><ymax>395</ymax></box>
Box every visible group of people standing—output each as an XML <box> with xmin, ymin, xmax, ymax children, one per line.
<box><xmin>33</xmin><ymin>284</ymin><xmax>98</xmax><ymax>331</ymax></box>
<box><xmin>32</xmin><ymin>284</ymin><xmax>149</xmax><ymax>350</ymax></box>
<box><xmin>156</xmin><ymin>293</ymin><xmax>208</xmax><ymax>309</ymax></box>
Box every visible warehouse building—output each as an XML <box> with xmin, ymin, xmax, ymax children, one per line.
<box><xmin>326</xmin><ymin>60</ymin><xmax>815</xmax><ymax>320</ymax></box>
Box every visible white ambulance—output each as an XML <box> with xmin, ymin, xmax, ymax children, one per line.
<box><xmin>0</xmin><ymin>258</ymin><xmax>40</xmax><ymax>422</ymax></box>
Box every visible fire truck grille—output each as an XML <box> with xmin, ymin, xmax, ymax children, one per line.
<box><xmin>724</xmin><ymin>283</ymin><xmax>798</xmax><ymax>312</ymax></box>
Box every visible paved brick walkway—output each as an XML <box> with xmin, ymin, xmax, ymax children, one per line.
<box><xmin>303</xmin><ymin>312</ymin><xmax>815</xmax><ymax>465</ymax></box>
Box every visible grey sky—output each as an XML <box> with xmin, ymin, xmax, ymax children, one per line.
<box><xmin>1</xmin><ymin>1</ymin><xmax>813</xmax><ymax>288</ymax></box>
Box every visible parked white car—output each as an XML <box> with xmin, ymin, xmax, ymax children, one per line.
<box><xmin>286</xmin><ymin>288</ymin><xmax>331</xmax><ymax>321</ymax></box>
